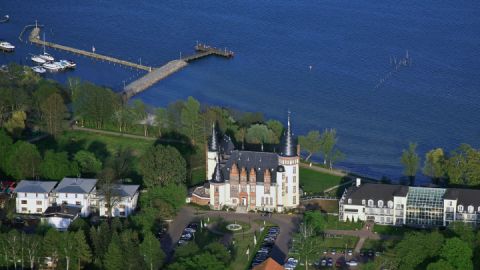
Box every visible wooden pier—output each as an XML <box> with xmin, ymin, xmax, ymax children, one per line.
<box><xmin>29</xmin><ymin>27</ymin><xmax>153</xmax><ymax>71</ymax></box>
<box><xmin>28</xmin><ymin>27</ymin><xmax>234</xmax><ymax>99</ymax></box>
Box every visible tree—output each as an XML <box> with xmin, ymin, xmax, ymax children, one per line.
<box><xmin>140</xmin><ymin>232</ymin><xmax>165</xmax><ymax>270</ymax></box>
<box><xmin>180</xmin><ymin>96</ymin><xmax>202</xmax><ymax>145</ymax></box>
<box><xmin>295</xmin><ymin>221</ymin><xmax>319</xmax><ymax>270</ymax></box>
<box><xmin>74</xmin><ymin>150</ymin><xmax>102</xmax><ymax>176</ymax></box>
<box><xmin>266</xmin><ymin>120</ymin><xmax>284</xmax><ymax>144</ymax></box>
<box><xmin>0</xmin><ymin>129</ymin><xmax>13</xmax><ymax>172</ymax></box>
<box><xmin>105</xmin><ymin>147</ymin><xmax>134</xmax><ymax>180</ymax></box>
<box><xmin>43</xmin><ymin>229</ymin><xmax>61</xmax><ymax>268</ymax></box>
<box><xmin>246</xmin><ymin>124</ymin><xmax>275</xmax><ymax>150</ymax></box>
<box><xmin>423</xmin><ymin>148</ymin><xmax>445</xmax><ymax>183</ymax></box>
<box><xmin>41</xmin><ymin>150</ymin><xmax>76</xmax><ymax>180</ymax></box>
<box><xmin>97</xmin><ymin>167</ymin><xmax>122</xmax><ymax>220</ymax></box>
<box><xmin>234</xmin><ymin>127</ymin><xmax>247</xmax><ymax>150</ymax></box>
<box><xmin>445</xmin><ymin>144</ymin><xmax>480</xmax><ymax>186</ymax></box>
<box><xmin>104</xmin><ymin>234</ymin><xmax>123</xmax><ymax>270</ymax></box>
<box><xmin>3</xmin><ymin>110</ymin><xmax>26</xmax><ymax>137</ymax></box>
<box><xmin>25</xmin><ymin>234</ymin><xmax>41</xmax><ymax>270</ymax></box>
<box><xmin>132</xmin><ymin>100</ymin><xmax>150</xmax><ymax>137</ymax></box>
<box><xmin>427</xmin><ymin>260</ymin><xmax>455</xmax><ymax>270</ymax></box>
<box><xmin>154</xmin><ymin>107</ymin><xmax>168</xmax><ymax>137</ymax></box>
<box><xmin>39</xmin><ymin>92</ymin><xmax>67</xmax><ymax>137</ymax></box>
<box><xmin>299</xmin><ymin>130</ymin><xmax>322</xmax><ymax>161</ymax></box>
<box><xmin>139</xmin><ymin>145</ymin><xmax>187</xmax><ymax>187</ymax></box>
<box><xmin>400</xmin><ymin>142</ymin><xmax>420</xmax><ymax>184</ymax></box>
<box><xmin>6</xmin><ymin>141</ymin><xmax>42</xmax><ymax>180</ymax></box>
<box><xmin>439</xmin><ymin>237</ymin><xmax>473</xmax><ymax>270</ymax></box>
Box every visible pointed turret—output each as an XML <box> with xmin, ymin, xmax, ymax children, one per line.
<box><xmin>281</xmin><ymin>111</ymin><xmax>296</xmax><ymax>157</ymax></box>
<box><xmin>209</xmin><ymin>122</ymin><xmax>218</xmax><ymax>151</ymax></box>
<box><xmin>211</xmin><ymin>157</ymin><xmax>224</xmax><ymax>183</ymax></box>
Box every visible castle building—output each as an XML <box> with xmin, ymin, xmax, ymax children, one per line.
<box><xmin>192</xmin><ymin>113</ymin><xmax>300</xmax><ymax>212</ymax></box>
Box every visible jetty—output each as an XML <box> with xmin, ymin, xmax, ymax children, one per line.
<box><xmin>28</xmin><ymin>27</ymin><xmax>234</xmax><ymax>99</ymax></box>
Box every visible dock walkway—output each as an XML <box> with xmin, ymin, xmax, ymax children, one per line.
<box><xmin>28</xmin><ymin>27</ymin><xmax>233</xmax><ymax>99</ymax></box>
<box><xmin>29</xmin><ymin>27</ymin><xmax>152</xmax><ymax>71</ymax></box>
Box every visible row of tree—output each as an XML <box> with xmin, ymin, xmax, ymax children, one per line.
<box><xmin>298</xmin><ymin>129</ymin><xmax>343</xmax><ymax>169</ymax></box>
<box><xmin>401</xmin><ymin>143</ymin><xmax>480</xmax><ymax>186</ymax></box>
<box><xmin>364</xmin><ymin>222</ymin><xmax>480</xmax><ymax>270</ymax></box>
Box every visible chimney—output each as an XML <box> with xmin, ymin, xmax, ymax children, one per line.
<box><xmin>356</xmin><ymin>178</ymin><xmax>361</xmax><ymax>187</ymax></box>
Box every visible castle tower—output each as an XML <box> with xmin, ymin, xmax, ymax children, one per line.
<box><xmin>278</xmin><ymin>111</ymin><xmax>300</xmax><ymax>209</ymax></box>
<box><xmin>210</xmin><ymin>157</ymin><xmax>225</xmax><ymax>210</ymax></box>
<box><xmin>207</xmin><ymin>123</ymin><xmax>219</xmax><ymax>180</ymax></box>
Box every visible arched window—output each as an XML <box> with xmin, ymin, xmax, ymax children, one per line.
<box><xmin>348</xmin><ymin>198</ymin><xmax>352</xmax><ymax>204</ymax></box>
<box><xmin>368</xmin><ymin>200</ymin><xmax>374</xmax><ymax>207</ymax></box>
<box><xmin>387</xmin><ymin>201</ymin><xmax>394</xmax><ymax>209</ymax></box>
<box><xmin>361</xmin><ymin>199</ymin><xmax>366</xmax><ymax>205</ymax></box>
<box><xmin>468</xmin><ymin>205</ymin><xmax>474</xmax><ymax>214</ymax></box>
<box><xmin>458</xmin><ymin>205</ymin><xmax>464</xmax><ymax>213</ymax></box>
<box><xmin>378</xmin><ymin>200</ymin><xmax>384</xmax><ymax>208</ymax></box>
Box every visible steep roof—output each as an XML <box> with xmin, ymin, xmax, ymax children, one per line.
<box><xmin>252</xmin><ymin>258</ymin><xmax>284</xmax><ymax>270</ymax></box>
<box><xmin>54</xmin><ymin>178</ymin><xmax>97</xmax><ymax>194</ymax></box>
<box><xmin>345</xmin><ymin>183</ymin><xmax>409</xmax><ymax>204</ymax></box>
<box><xmin>222</xmin><ymin>150</ymin><xmax>278</xmax><ymax>183</ymax></box>
<box><xmin>44</xmin><ymin>205</ymin><xmax>81</xmax><ymax>218</ymax></box>
<box><xmin>280</xmin><ymin>111</ymin><xmax>296</xmax><ymax>157</ymax></box>
<box><xmin>444</xmin><ymin>188</ymin><xmax>480</xmax><ymax>208</ymax></box>
<box><xmin>14</xmin><ymin>180</ymin><xmax>57</xmax><ymax>194</ymax></box>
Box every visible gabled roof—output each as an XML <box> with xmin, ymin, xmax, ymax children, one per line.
<box><xmin>98</xmin><ymin>184</ymin><xmax>140</xmax><ymax>197</ymax></box>
<box><xmin>253</xmin><ymin>258</ymin><xmax>284</xmax><ymax>270</ymax></box>
<box><xmin>344</xmin><ymin>183</ymin><xmax>409</xmax><ymax>204</ymax></box>
<box><xmin>14</xmin><ymin>180</ymin><xmax>57</xmax><ymax>194</ymax></box>
<box><xmin>54</xmin><ymin>178</ymin><xmax>97</xmax><ymax>194</ymax></box>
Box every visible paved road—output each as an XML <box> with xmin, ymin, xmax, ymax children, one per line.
<box><xmin>161</xmin><ymin>206</ymin><xmax>301</xmax><ymax>264</ymax></box>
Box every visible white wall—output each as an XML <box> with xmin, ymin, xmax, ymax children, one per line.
<box><xmin>207</xmin><ymin>151</ymin><xmax>218</xmax><ymax>180</ymax></box>
<box><xmin>55</xmin><ymin>190</ymin><xmax>95</xmax><ymax>217</ymax></box>
<box><xmin>16</xmin><ymin>192</ymin><xmax>51</xmax><ymax>214</ymax></box>
<box><xmin>99</xmin><ymin>192</ymin><xmax>139</xmax><ymax>217</ymax></box>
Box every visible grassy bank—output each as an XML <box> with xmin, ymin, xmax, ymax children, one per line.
<box><xmin>300</xmin><ymin>167</ymin><xmax>345</xmax><ymax>195</ymax></box>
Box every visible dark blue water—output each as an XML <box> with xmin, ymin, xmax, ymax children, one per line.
<box><xmin>1</xmin><ymin>0</ymin><xmax>479</xmax><ymax>182</ymax></box>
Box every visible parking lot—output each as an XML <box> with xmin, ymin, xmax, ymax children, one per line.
<box><xmin>250</xmin><ymin>226</ymin><xmax>280</xmax><ymax>269</ymax></box>
<box><xmin>312</xmin><ymin>249</ymin><xmax>381</xmax><ymax>269</ymax></box>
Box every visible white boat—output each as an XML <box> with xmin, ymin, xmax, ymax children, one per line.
<box><xmin>53</xmin><ymin>61</ymin><xmax>67</xmax><ymax>70</ymax></box>
<box><xmin>31</xmin><ymin>66</ymin><xmax>46</xmax><ymax>74</ymax></box>
<box><xmin>0</xmin><ymin>41</ymin><xmax>15</xmax><ymax>52</ymax></box>
<box><xmin>39</xmin><ymin>33</ymin><xmax>54</xmax><ymax>61</ymax></box>
<box><xmin>59</xmin><ymin>59</ymin><xmax>76</xmax><ymax>69</ymax></box>
<box><xmin>31</xmin><ymin>55</ymin><xmax>47</xmax><ymax>64</ymax></box>
<box><xmin>39</xmin><ymin>52</ymin><xmax>54</xmax><ymax>62</ymax></box>
<box><xmin>42</xmin><ymin>62</ymin><xmax>62</xmax><ymax>72</ymax></box>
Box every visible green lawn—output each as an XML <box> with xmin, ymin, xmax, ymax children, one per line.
<box><xmin>323</xmin><ymin>215</ymin><xmax>364</xmax><ymax>230</ymax></box>
<box><xmin>300</xmin><ymin>167</ymin><xmax>344</xmax><ymax>195</ymax></box>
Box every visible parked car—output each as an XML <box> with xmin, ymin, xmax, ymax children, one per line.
<box><xmin>331</xmin><ymin>249</ymin><xmax>336</xmax><ymax>255</ymax></box>
<box><xmin>347</xmin><ymin>260</ymin><xmax>358</xmax><ymax>266</ymax></box>
<box><xmin>348</xmin><ymin>249</ymin><xmax>353</xmax><ymax>256</ymax></box>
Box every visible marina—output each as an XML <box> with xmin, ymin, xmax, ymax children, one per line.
<box><xmin>28</xmin><ymin>26</ymin><xmax>234</xmax><ymax>99</ymax></box>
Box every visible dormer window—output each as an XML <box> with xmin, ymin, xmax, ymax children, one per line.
<box><xmin>361</xmin><ymin>199</ymin><xmax>366</xmax><ymax>205</ymax></box>
<box><xmin>458</xmin><ymin>205</ymin><xmax>464</xmax><ymax>213</ymax></box>
<box><xmin>468</xmin><ymin>205</ymin><xmax>474</xmax><ymax>214</ymax></box>
<box><xmin>368</xmin><ymin>199</ymin><xmax>374</xmax><ymax>207</ymax></box>
<box><xmin>347</xmin><ymin>198</ymin><xmax>352</xmax><ymax>204</ymax></box>
<box><xmin>378</xmin><ymin>200</ymin><xmax>384</xmax><ymax>208</ymax></box>
<box><xmin>388</xmin><ymin>201</ymin><xmax>394</xmax><ymax>209</ymax></box>
<box><xmin>478</xmin><ymin>206</ymin><xmax>480</xmax><ymax>213</ymax></box>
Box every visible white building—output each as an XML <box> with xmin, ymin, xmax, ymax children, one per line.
<box><xmin>14</xmin><ymin>180</ymin><xmax>57</xmax><ymax>215</ymax></box>
<box><xmin>194</xmin><ymin>113</ymin><xmax>300</xmax><ymax>212</ymax></box>
<box><xmin>53</xmin><ymin>178</ymin><xmax>98</xmax><ymax>217</ymax></box>
<box><xmin>98</xmin><ymin>184</ymin><xmax>140</xmax><ymax>217</ymax></box>
<box><xmin>339</xmin><ymin>180</ymin><xmax>480</xmax><ymax>227</ymax></box>
<box><xmin>43</xmin><ymin>205</ymin><xmax>81</xmax><ymax>231</ymax></box>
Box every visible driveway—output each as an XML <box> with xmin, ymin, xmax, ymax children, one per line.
<box><xmin>161</xmin><ymin>206</ymin><xmax>301</xmax><ymax>264</ymax></box>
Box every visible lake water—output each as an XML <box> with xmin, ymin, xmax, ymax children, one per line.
<box><xmin>1</xmin><ymin>0</ymin><xmax>479</xmax><ymax>182</ymax></box>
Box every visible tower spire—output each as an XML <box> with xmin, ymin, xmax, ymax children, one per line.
<box><xmin>212</xmin><ymin>156</ymin><xmax>224</xmax><ymax>182</ymax></box>
<box><xmin>281</xmin><ymin>110</ymin><xmax>295</xmax><ymax>157</ymax></box>
<box><xmin>210</xmin><ymin>122</ymin><xmax>218</xmax><ymax>151</ymax></box>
